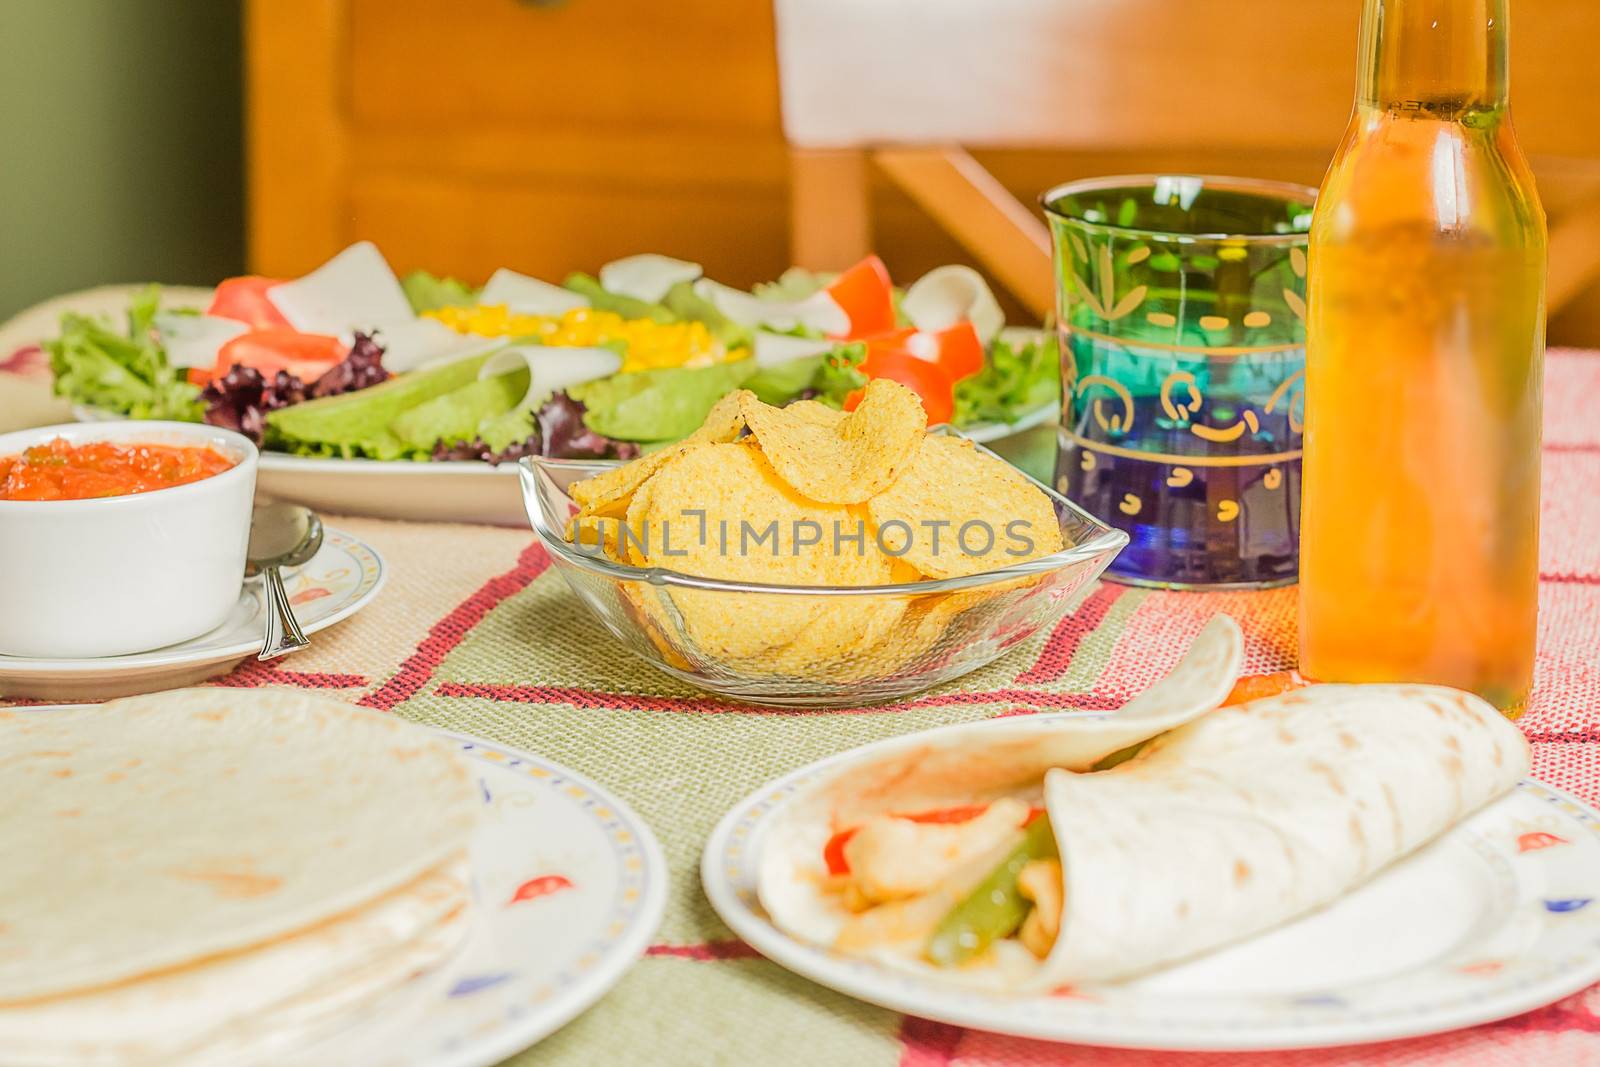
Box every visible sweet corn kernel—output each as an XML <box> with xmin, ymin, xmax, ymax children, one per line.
<box><xmin>425</xmin><ymin>305</ymin><xmax>745</xmax><ymax>373</ymax></box>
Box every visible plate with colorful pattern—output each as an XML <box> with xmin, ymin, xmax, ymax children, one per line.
<box><xmin>0</xmin><ymin>526</ymin><xmax>384</xmax><ymax>700</ymax></box>
<box><xmin>296</xmin><ymin>730</ymin><xmax>668</xmax><ymax>1065</ymax></box>
<box><xmin>703</xmin><ymin>728</ymin><xmax>1600</xmax><ymax>1051</ymax></box>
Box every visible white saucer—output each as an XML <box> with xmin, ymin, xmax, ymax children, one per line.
<box><xmin>0</xmin><ymin>526</ymin><xmax>384</xmax><ymax>700</ymax></box>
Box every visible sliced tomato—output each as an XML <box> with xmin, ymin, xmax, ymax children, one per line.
<box><xmin>207</xmin><ymin>276</ymin><xmax>291</xmax><ymax>329</ymax></box>
<box><xmin>847</xmin><ymin>346</ymin><xmax>956</xmax><ymax>425</ymax></box>
<box><xmin>211</xmin><ymin>328</ymin><xmax>346</xmax><ymax>383</ymax></box>
<box><xmin>825</xmin><ymin>255</ymin><xmax>897</xmax><ymax>339</ymax></box>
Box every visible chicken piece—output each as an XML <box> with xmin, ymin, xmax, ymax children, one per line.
<box><xmin>1017</xmin><ymin>858</ymin><xmax>1064</xmax><ymax>959</ymax></box>
<box><xmin>842</xmin><ymin>798</ymin><xmax>1029</xmax><ymax>905</ymax></box>
<box><xmin>835</xmin><ymin>888</ymin><xmax>959</xmax><ymax>955</ymax></box>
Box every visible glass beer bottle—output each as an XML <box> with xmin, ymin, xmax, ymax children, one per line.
<box><xmin>1300</xmin><ymin>0</ymin><xmax>1546</xmax><ymax>713</ymax></box>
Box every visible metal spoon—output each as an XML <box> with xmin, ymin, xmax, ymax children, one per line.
<box><xmin>245</xmin><ymin>502</ymin><xmax>324</xmax><ymax>661</ymax></box>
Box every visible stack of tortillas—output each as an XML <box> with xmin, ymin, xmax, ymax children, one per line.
<box><xmin>0</xmin><ymin>689</ymin><xmax>480</xmax><ymax>1066</ymax></box>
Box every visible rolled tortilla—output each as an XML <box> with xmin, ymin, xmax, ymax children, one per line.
<box><xmin>810</xmin><ymin>615</ymin><xmax>1242</xmax><ymax>828</ymax></box>
<box><xmin>1034</xmin><ymin>683</ymin><xmax>1528</xmax><ymax>984</ymax></box>
<box><xmin>759</xmin><ymin>616</ymin><xmax>1242</xmax><ymax>957</ymax></box>
<box><xmin>761</xmin><ymin>679</ymin><xmax>1528</xmax><ymax>989</ymax></box>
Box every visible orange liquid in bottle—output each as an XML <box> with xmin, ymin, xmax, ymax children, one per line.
<box><xmin>1300</xmin><ymin>0</ymin><xmax>1545</xmax><ymax>714</ymax></box>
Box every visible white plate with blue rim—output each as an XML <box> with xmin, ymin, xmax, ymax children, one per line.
<box><xmin>702</xmin><ymin>723</ymin><xmax>1600</xmax><ymax>1051</ymax></box>
<box><xmin>16</xmin><ymin>713</ymin><xmax>667</xmax><ymax>1066</ymax></box>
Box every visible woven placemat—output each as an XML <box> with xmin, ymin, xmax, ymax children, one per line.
<box><xmin>3</xmin><ymin>330</ymin><xmax>1599</xmax><ymax>1065</ymax></box>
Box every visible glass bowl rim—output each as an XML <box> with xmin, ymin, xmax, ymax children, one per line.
<box><xmin>520</xmin><ymin>430</ymin><xmax>1129</xmax><ymax>598</ymax></box>
<box><xmin>1039</xmin><ymin>173</ymin><xmax>1318</xmax><ymax>245</ymax></box>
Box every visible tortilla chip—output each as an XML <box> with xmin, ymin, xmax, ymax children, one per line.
<box><xmin>739</xmin><ymin>379</ymin><xmax>925</xmax><ymax>504</ymax></box>
<box><xmin>630</xmin><ymin>442</ymin><xmax>896</xmax><ymax>659</ymax></box>
<box><xmin>568</xmin><ymin>390</ymin><xmax>751</xmax><ymax>519</ymax></box>
<box><xmin>866</xmin><ymin>435</ymin><xmax>1064</xmax><ymax>579</ymax></box>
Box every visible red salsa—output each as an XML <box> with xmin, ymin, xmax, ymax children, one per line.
<box><xmin>0</xmin><ymin>438</ymin><xmax>236</xmax><ymax>501</ymax></box>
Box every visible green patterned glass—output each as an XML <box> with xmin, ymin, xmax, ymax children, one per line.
<box><xmin>1042</xmin><ymin>175</ymin><xmax>1315</xmax><ymax>589</ymax></box>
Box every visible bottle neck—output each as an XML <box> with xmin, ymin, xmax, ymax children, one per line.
<box><xmin>1357</xmin><ymin>0</ymin><xmax>1508</xmax><ymax>114</ymax></box>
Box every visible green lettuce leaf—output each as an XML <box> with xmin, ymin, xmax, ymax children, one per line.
<box><xmin>739</xmin><ymin>341</ymin><xmax>870</xmax><ymax>409</ymax></box>
<box><xmin>390</xmin><ymin>369</ymin><xmax>526</xmax><ymax>452</ymax></box>
<box><xmin>266</xmin><ymin>351</ymin><xmax>498</xmax><ymax>460</ymax></box>
<box><xmin>661</xmin><ymin>280</ymin><xmax>752</xmax><ymax>350</ymax></box>
<box><xmin>744</xmin><ymin>355</ymin><xmax>824</xmax><ymax>406</ymax></box>
<box><xmin>811</xmin><ymin>342</ymin><xmax>868</xmax><ymax>407</ymax></box>
<box><xmin>401</xmin><ymin>271</ymin><xmax>478</xmax><ymax>313</ymax></box>
<box><xmin>752</xmin><ymin>267</ymin><xmax>831</xmax><ymax>302</ymax></box>
<box><xmin>570</xmin><ymin>359</ymin><xmax>757</xmax><ymax>442</ymax></box>
<box><xmin>562</xmin><ymin>273</ymin><xmax>675</xmax><ymax>323</ymax></box>
<box><xmin>952</xmin><ymin>331</ymin><xmax>1061</xmax><ymax>427</ymax></box>
<box><xmin>44</xmin><ymin>285</ymin><xmax>203</xmax><ymax>421</ymax></box>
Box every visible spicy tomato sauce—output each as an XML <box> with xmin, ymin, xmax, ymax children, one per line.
<box><xmin>0</xmin><ymin>438</ymin><xmax>235</xmax><ymax>501</ymax></box>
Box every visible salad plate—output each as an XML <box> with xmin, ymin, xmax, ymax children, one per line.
<box><xmin>248</xmin><ymin>403</ymin><xmax>1057</xmax><ymax>527</ymax></box>
<box><xmin>39</xmin><ymin>246</ymin><xmax>1063</xmax><ymax>525</ymax></box>
<box><xmin>0</xmin><ymin>526</ymin><xmax>384</xmax><ymax>699</ymax></box>
<box><xmin>703</xmin><ymin>719</ymin><xmax>1600</xmax><ymax>1051</ymax></box>
<box><xmin>18</xmin><ymin>714</ymin><xmax>668</xmax><ymax>1065</ymax></box>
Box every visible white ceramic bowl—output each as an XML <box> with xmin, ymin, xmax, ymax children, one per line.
<box><xmin>0</xmin><ymin>421</ymin><xmax>258</xmax><ymax>658</ymax></box>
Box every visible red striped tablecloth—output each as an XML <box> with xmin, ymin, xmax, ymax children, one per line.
<box><xmin>1</xmin><ymin>350</ymin><xmax>1597</xmax><ymax>1066</ymax></box>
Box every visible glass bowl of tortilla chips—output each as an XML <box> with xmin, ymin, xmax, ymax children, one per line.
<box><xmin>518</xmin><ymin>385</ymin><xmax>1127</xmax><ymax>707</ymax></box>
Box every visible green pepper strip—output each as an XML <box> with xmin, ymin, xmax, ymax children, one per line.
<box><xmin>924</xmin><ymin>814</ymin><xmax>1058</xmax><ymax>967</ymax></box>
<box><xmin>1090</xmin><ymin>737</ymin><xmax>1153</xmax><ymax>771</ymax></box>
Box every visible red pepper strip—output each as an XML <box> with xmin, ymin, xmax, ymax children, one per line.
<box><xmin>846</xmin><ymin>345</ymin><xmax>956</xmax><ymax>425</ymax></box>
<box><xmin>207</xmin><ymin>276</ymin><xmax>292</xmax><ymax>329</ymax></box>
<box><xmin>825</xmin><ymin>255</ymin><xmax>897</xmax><ymax>338</ymax></box>
<box><xmin>508</xmin><ymin>874</ymin><xmax>574</xmax><ymax>905</ymax></box>
<box><xmin>859</xmin><ymin>322</ymin><xmax>983</xmax><ymax>382</ymax></box>
<box><xmin>823</xmin><ymin>803</ymin><xmax>1045</xmax><ymax>876</ymax></box>
<box><xmin>921</xmin><ymin>321</ymin><xmax>984</xmax><ymax>381</ymax></box>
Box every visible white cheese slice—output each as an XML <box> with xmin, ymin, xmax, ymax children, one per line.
<box><xmin>598</xmin><ymin>254</ymin><xmax>703</xmax><ymax>305</ymax></box>
<box><xmin>478</xmin><ymin>344</ymin><xmax>622</xmax><ymax>414</ymax></box>
<box><xmin>371</xmin><ymin>319</ymin><xmax>502</xmax><ymax>374</ymax></box>
<box><xmin>153</xmin><ymin>313</ymin><xmax>248</xmax><ymax>369</ymax></box>
<box><xmin>752</xmin><ymin>331</ymin><xmax>836</xmax><ymax>368</ymax></box>
<box><xmin>901</xmin><ymin>265</ymin><xmax>1005</xmax><ymax>346</ymax></box>
<box><xmin>693</xmin><ymin>279</ymin><xmax>848</xmax><ymax>336</ymax></box>
<box><xmin>479</xmin><ymin>269</ymin><xmax>589</xmax><ymax>316</ymax></box>
<box><xmin>267</xmin><ymin>241</ymin><xmax>415</xmax><ymax>335</ymax></box>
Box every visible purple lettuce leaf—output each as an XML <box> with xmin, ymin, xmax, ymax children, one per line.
<box><xmin>200</xmin><ymin>332</ymin><xmax>391</xmax><ymax>443</ymax></box>
<box><xmin>200</xmin><ymin>366</ymin><xmax>306</xmax><ymax>442</ymax></box>
<box><xmin>309</xmin><ymin>331</ymin><xmax>389</xmax><ymax>398</ymax></box>
<box><xmin>430</xmin><ymin>391</ymin><xmax>640</xmax><ymax>464</ymax></box>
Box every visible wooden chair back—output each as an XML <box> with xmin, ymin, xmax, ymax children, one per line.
<box><xmin>774</xmin><ymin>0</ymin><xmax>1600</xmax><ymax>316</ymax></box>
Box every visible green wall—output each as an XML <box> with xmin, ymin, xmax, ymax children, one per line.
<box><xmin>0</xmin><ymin>0</ymin><xmax>244</xmax><ymax>319</ymax></box>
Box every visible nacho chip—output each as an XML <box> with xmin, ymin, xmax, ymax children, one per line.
<box><xmin>783</xmin><ymin>399</ymin><xmax>848</xmax><ymax>429</ymax></box>
<box><xmin>737</xmin><ymin>595</ymin><xmax>909</xmax><ymax>678</ymax></box>
<box><xmin>569</xmin><ymin>390</ymin><xmax>751</xmax><ymax>519</ymax></box>
<box><xmin>619</xmin><ymin>585</ymin><xmax>695</xmax><ymax>670</ymax></box>
<box><xmin>631</xmin><ymin>442</ymin><xmax>896</xmax><ymax>658</ymax></box>
<box><xmin>739</xmin><ymin>379</ymin><xmax>925</xmax><ymax>504</ymax></box>
<box><xmin>866</xmin><ymin>435</ymin><xmax>1064</xmax><ymax>579</ymax></box>
<box><xmin>566</xmin><ymin>512</ymin><xmax>629</xmax><ymax>563</ymax></box>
